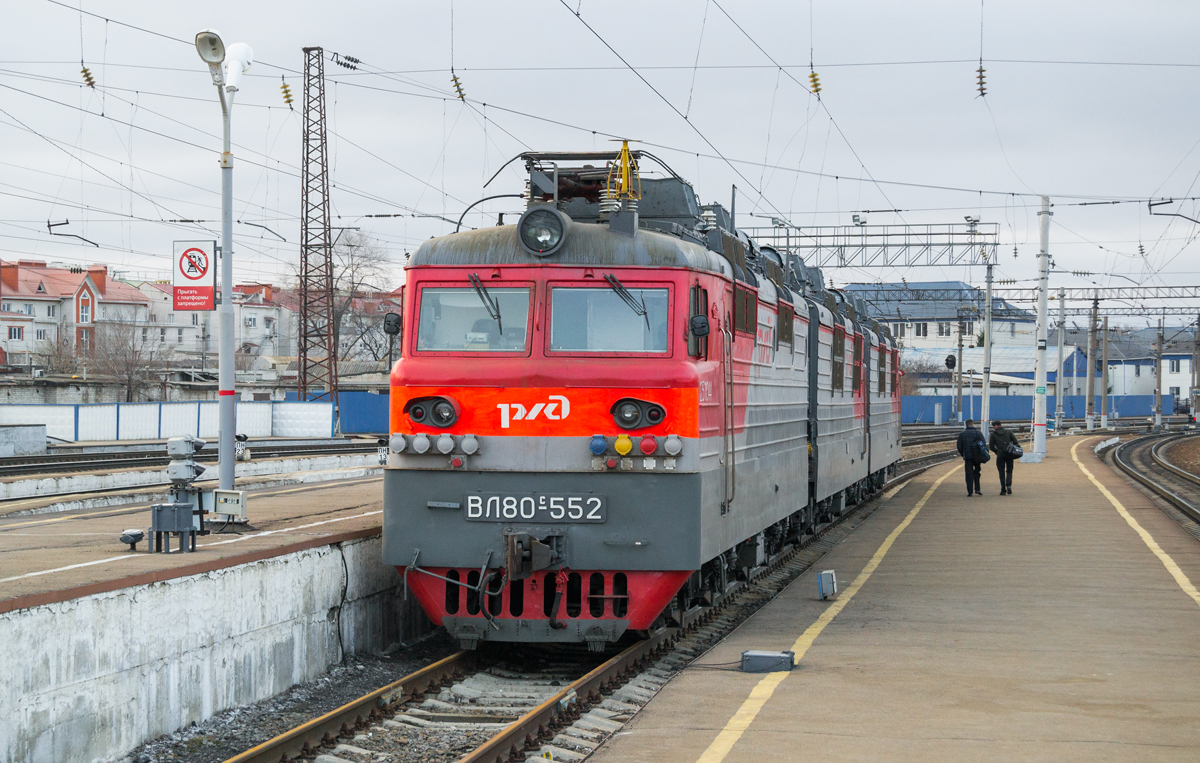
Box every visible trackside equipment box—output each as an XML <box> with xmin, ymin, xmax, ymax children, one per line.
<box><xmin>741</xmin><ymin>650</ymin><xmax>796</xmax><ymax>673</ymax></box>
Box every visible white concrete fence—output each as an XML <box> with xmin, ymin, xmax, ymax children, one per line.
<box><xmin>0</xmin><ymin>401</ymin><xmax>334</xmax><ymax>442</ymax></box>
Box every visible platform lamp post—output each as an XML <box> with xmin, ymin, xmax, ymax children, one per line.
<box><xmin>196</xmin><ymin>30</ymin><xmax>253</xmax><ymax>491</ymax></box>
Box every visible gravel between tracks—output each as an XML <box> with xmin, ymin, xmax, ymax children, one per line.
<box><xmin>1164</xmin><ymin>435</ymin><xmax>1200</xmax><ymax>478</ymax></box>
<box><xmin>122</xmin><ymin>632</ymin><xmax>461</xmax><ymax>763</ymax></box>
<box><xmin>902</xmin><ymin>442</ymin><xmax>958</xmax><ymax>460</ymax></box>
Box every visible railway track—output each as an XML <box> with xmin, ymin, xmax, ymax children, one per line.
<box><xmin>0</xmin><ymin>442</ymin><xmax>380</xmax><ymax>478</ymax></box>
<box><xmin>219</xmin><ymin>456</ymin><xmax>949</xmax><ymax>763</ymax></box>
<box><xmin>1111</xmin><ymin>434</ymin><xmax>1200</xmax><ymax>523</ymax></box>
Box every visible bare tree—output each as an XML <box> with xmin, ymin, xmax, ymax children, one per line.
<box><xmin>89</xmin><ymin>310</ymin><xmax>176</xmax><ymax>402</ymax></box>
<box><xmin>330</xmin><ymin>233</ymin><xmax>394</xmax><ymax>356</ymax></box>
<box><xmin>33</xmin><ymin>328</ymin><xmax>77</xmax><ymax>374</ymax></box>
<box><xmin>284</xmin><ymin>232</ymin><xmax>397</xmax><ymax>361</ymax></box>
<box><xmin>900</xmin><ymin>357</ymin><xmax>944</xmax><ymax>397</ymax></box>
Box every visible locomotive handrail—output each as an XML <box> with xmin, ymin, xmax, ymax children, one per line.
<box><xmin>720</xmin><ymin>316</ymin><xmax>729</xmax><ymax>513</ymax></box>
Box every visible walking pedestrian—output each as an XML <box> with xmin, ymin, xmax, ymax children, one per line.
<box><xmin>989</xmin><ymin>420</ymin><xmax>1020</xmax><ymax>495</ymax></box>
<box><xmin>955</xmin><ymin>419</ymin><xmax>986</xmax><ymax>496</ymax></box>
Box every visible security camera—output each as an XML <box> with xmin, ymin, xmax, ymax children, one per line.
<box><xmin>223</xmin><ymin>42</ymin><xmax>254</xmax><ymax>92</ymax></box>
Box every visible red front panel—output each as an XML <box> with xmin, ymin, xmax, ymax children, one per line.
<box><xmin>402</xmin><ymin>568</ymin><xmax>693</xmax><ymax>630</ymax></box>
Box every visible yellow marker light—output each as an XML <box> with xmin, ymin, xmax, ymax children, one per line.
<box><xmin>614</xmin><ymin>435</ymin><xmax>633</xmax><ymax>456</ymax></box>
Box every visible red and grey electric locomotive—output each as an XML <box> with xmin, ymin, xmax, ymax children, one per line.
<box><xmin>382</xmin><ymin>146</ymin><xmax>901</xmax><ymax>650</ymax></box>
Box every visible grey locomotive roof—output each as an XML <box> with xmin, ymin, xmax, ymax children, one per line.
<box><xmin>409</xmin><ymin>219</ymin><xmax>733</xmax><ymax>277</ymax></box>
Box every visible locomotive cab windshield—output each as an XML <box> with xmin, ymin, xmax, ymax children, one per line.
<box><xmin>416</xmin><ymin>285</ymin><xmax>531</xmax><ymax>352</ymax></box>
<box><xmin>549</xmin><ymin>285</ymin><xmax>670</xmax><ymax>354</ymax></box>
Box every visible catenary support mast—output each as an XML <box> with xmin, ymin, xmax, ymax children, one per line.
<box><xmin>1101</xmin><ymin>316</ymin><xmax>1109</xmax><ymax>428</ymax></box>
<box><xmin>299</xmin><ymin>47</ymin><xmax>339</xmax><ymax>413</ymax></box>
<box><xmin>1032</xmin><ymin>196</ymin><xmax>1050</xmax><ymax>458</ymax></box>
<box><xmin>1089</xmin><ymin>296</ymin><xmax>1099</xmax><ymax>429</ymax></box>
<box><xmin>1055</xmin><ymin>287</ymin><xmax>1065</xmax><ymax>434</ymax></box>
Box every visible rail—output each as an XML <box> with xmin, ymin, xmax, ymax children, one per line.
<box><xmin>0</xmin><ymin>442</ymin><xmax>379</xmax><ymax>477</ymax></box>
<box><xmin>1111</xmin><ymin>434</ymin><xmax>1200</xmax><ymax>524</ymax></box>
<box><xmin>221</xmin><ymin>652</ymin><xmax>473</xmax><ymax>763</ymax></box>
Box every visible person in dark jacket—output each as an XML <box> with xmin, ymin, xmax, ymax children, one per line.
<box><xmin>955</xmin><ymin>419</ymin><xmax>985</xmax><ymax>496</ymax></box>
<box><xmin>989</xmin><ymin>420</ymin><xmax>1019</xmax><ymax>495</ymax></box>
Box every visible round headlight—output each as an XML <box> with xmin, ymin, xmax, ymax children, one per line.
<box><xmin>432</xmin><ymin>401</ymin><xmax>457</xmax><ymax>427</ymax></box>
<box><xmin>617</xmin><ymin>402</ymin><xmax>642</xmax><ymax>428</ymax></box>
<box><xmin>518</xmin><ymin>207</ymin><xmax>568</xmax><ymax>256</ymax></box>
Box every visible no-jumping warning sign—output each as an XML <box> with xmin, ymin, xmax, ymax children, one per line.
<box><xmin>172</xmin><ymin>240</ymin><xmax>217</xmax><ymax>310</ymax></box>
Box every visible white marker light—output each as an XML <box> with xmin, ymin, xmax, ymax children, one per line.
<box><xmin>460</xmin><ymin>434</ymin><xmax>479</xmax><ymax>455</ymax></box>
<box><xmin>437</xmin><ymin>434</ymin><xmax>456</xmax><ymax>454</ymax></box>
<box><xmin>389</xmin><ymin>434</ymin><xmax>407</xmax><ymax>454</ymax></box>
<box><xmin>664</xmin><ymin>434</ymin><xmax>683</xmax><ymax>456</ymax></box>
<box><xmin>412</xmin><ymin>434</ymin><xmax>431</xmax><ymax>454</ymax></box>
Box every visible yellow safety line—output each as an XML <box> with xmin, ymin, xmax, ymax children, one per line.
<box><xmin>695</xmin><ymin>463</ymin><xmax>962</xmax><ymax>763</ymax></box>
<box><xmin>1070</xmin><ymin>440</ymin><xmax>1200</xmax><ymax>608</ymax></box>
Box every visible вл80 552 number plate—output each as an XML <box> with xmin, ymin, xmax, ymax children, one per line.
<box><xmin>464</xmin><ymin>493</ymin><xmax>606</xmax><ymax>523</ymax></box>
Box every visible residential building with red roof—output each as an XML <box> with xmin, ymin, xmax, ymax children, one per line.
<box><xmin>0</xmin><ymin>260</ymin><xmax>150</xmax><ymax>366</ymax></box>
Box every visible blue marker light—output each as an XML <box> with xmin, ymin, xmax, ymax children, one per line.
<box><xmin>589</xmin><ymin>434</ymin><xmax>607</xmax><ymax>456</ymax></box>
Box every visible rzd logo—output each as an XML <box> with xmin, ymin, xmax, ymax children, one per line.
<box><xmin>496</xmin><ymin>395</ymin><xmax>570</xmax><ymax>429</ymax></box>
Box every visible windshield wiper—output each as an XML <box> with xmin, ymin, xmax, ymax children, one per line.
<box><xmin>604</xmin><ymin>273</ymin><xmax>650</xmax><ymax>331</ymax></box>
<box><xmin>468</xmin><ymin>273</ymin><xmax>503</xmax><ymax>334</ymax></box>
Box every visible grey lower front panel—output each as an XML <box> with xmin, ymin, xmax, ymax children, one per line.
<box><xmin>443</xmin><ymin>616</ymin><xmax>629</xmax><ymax>645</ymax></box>
<box><xmin>383</xmin><ymin>469</ymin><xmax>703</xmax><ymax>571</ymax></box>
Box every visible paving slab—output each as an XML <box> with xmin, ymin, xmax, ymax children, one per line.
<box><xmin>592</xmin><ymin>435</ymin><xmax>1200</xmax><ymax>763</ymax></box>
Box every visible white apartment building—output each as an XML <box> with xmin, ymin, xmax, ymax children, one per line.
<box><xmin>845</xmin><ymin>281</ymin><xmax>1037</xmax><ymax>351</ymax></box>
<box><xmin>136</xmin><ymin>282</ymin><xmax>296</xmax><ymax>365</ymax></box>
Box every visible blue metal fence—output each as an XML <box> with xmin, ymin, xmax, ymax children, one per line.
<box><xmin>902</xmin><ymin>395</ymin><xmax>1174</xmax><ymax>424</ymax></box>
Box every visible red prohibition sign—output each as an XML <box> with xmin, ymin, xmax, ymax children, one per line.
<box><xmin>179</xmin><ymin>248</ymin><xmax>209</xmax><ymax>281</ymax></box>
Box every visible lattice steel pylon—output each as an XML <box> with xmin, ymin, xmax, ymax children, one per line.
<box><xmin>298</xmin><ymin>47</ymin><xmax>338</xmax><ymax>412</ymax></box>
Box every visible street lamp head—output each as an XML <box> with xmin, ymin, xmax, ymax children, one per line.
<box><xmin>223</xmin><ymin>43</ymin><xmax>254</xmax><ymax>92</ymax></box>
<box><xmin>195</xmin><ymin>29</ymin><xmax>225</xmax><ymax>64</ymax></box>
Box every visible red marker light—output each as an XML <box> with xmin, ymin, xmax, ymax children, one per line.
<box><xmin>606</xmin><ymin>458</ymin><xmax>618</xmax><ymax>469</ymax></box>
<box><xmin>640</xmin><ymin>436</ymin><xmax>657</xmax><ymax>455</ymax></box>
<box><xmin>451</xmin><ymin>457</ymin><xmax>463</xmax><ymax>468</ymax></box>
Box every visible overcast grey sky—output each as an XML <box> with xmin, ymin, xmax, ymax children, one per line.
<box><xmin>4</xmin><ymin>0</ymin><xmax>1200</xmax><ymax>325</ymax></box>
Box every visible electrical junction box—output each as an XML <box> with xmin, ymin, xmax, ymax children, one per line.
<box><xmin>213</xmin><ymin>489</ymin><xmax>248</xmax><ymax>523</ymax></box>
<box><xmin>741</xmin><ymin>650</ymin><xmax>795</xmax><ymax>673</ymax></box>
<box><xmin>818</xmin><ymin>570</ymin><xmax>838</xmax><ymax>600</ymax></box>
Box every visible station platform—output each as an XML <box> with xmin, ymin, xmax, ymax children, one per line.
<box><xmin>592</xmin><ymin>435</ymin><xmax>1200</xmax><ymax>762</ymax></box>
<box><xmin>0</xmin><ymin>473</ymin><xmax>383</xmax><ymax>611</ymax></box>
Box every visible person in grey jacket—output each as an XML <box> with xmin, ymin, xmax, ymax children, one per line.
<box><xmin>955</xmin><ymin>420</ymin><xmax>985</xmax><ymax>496</ymax></box>
<box><xmin>989</xmin><ymin>420</ymin><xmax>1019</xmax><ymax>495</ymax></box>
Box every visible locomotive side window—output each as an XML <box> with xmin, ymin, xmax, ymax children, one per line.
<box><xmin>878</xmin><ymin>345</ymin><xmax>887</xmax><ymax>396</ymax></box>
<box><xmin>549</xmin><ymin>287</ymin><xmax>669</xmax><ymax>353</ymax></box>
<box><xmin>832</xmin><ymin>326</ymin><xmax>845</xmax><ymax>391</ymax></box>
<box><xmin>733</xmin><ymin>285</ymin><xmax>757</xmax><ymax>335</ymax></box>
<box><xmin>688</xmin><ymin>285</ymin><xmax>709</xmax><ymax>358</ymax></box>
<box><xmin>778</xmin><ymin>303</ymin><xmax>794</xmax><ymax>348</ymax></box>
<box><xmin>415</xmin><ymin>286</ymin><xmax>530</xmax><ymax>352</ymax></box>
<box><xmin>852</xmin><ymin>334</ymin><xmax>863</xmax><ymax>393</ymax></box>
